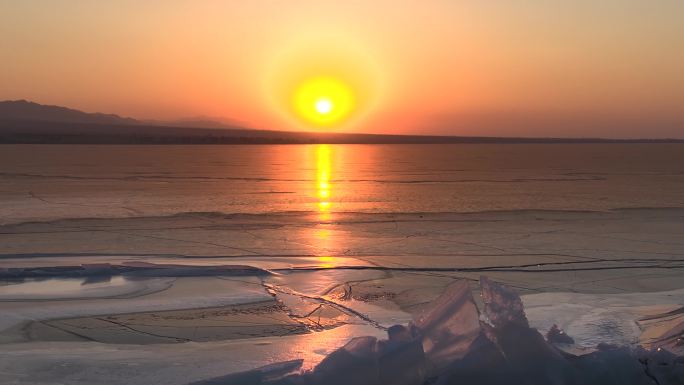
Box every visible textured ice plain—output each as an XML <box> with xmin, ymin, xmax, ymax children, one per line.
<box><xmin>0</xmin><ymin>269</ymin><xmax>682</xmax><ymax>384</ymax></box>
<box><xmin>0</xmin><ymin>275</ymin><xmax>276</xmax><ymax>335</ymax></box>
<box><xmin>2</xmin><ymin>209</ymin><xmax>684</xmax><ymax>383</ymax></box>
<box><xmin>2</xmin><ymin>265</ymin><xmax>679</xmax><ymax>349</ymax></box>
<box><xmin>191</xmin><ymin>277</ymin><xmax>684</xmax><ymax>385</ymax></box>
<box><xmin>3</xmin><ymin>209</ymin><xmax>684</xmax><ymax>296</ymax></box>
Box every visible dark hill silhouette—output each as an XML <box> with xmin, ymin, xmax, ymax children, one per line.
<box><xmin>1</xmin><ymin>100</ymin><xmax>682</xmax><ymax>144</ymax></box>
<box><xmin>156</xmin><ymin>116</ymin><xmax>244</xmax><ymax>129</ymax></box>
<box><xmin>0</xmin><ymin>100</ymin><xmax>138</xmax><ymax>125</ymax></box>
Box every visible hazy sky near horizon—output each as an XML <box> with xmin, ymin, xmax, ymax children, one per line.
<box><xmin>1</xmin><ymin>1</ymin><xmax>683</xmax><ymax>138</ymax></box>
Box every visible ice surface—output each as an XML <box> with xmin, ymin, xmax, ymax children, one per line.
<box><xmin>0</xmin><ymin>276</ymin><xmax>142</xmax><ymax>300</ymax></box>
<box><xmin>189</xmin><ymin>360</ymin><xmax>304</xmax><ymax>385</ymax></box>
<box><xmin>0</xmin><ymin>323</ymin><xmax>386</xmax><ymax>385</ymax></box>
<box><xmin>0</xmin><ymin>276</ymin><xmax>272</xmax><ymax>333</ymax></box>
<box><xmin>523</xmin><ymin>289</ymin><xmax>684</xmax><ymax>348</ymax></box>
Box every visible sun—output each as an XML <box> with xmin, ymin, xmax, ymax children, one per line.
<box><xmin>267</xmin><ymin>38</ymin><xmax>381</xmax><ymax>130</ymax></box>
<box><xmin>293</xmin><ymin>77</ymin><xmax>355</xmax><ymax>127</ymax></box>
<box><xmin>315</xmin><ymin>98</ymin><xmax>333</xmax><ymax>114</ymax></box>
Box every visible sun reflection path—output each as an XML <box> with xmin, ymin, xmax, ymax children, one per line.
<box><xmin>313</xmin><ymin>144</ymin><xmax>336</xmax><ymax>263</ymax></box>
<box><xmin>316</xmin><ymin>144</ymin><xmax>332</xmax><ymax>219</ymax></box>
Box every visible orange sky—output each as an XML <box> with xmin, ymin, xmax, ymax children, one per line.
<box><xmin>1</xmin><ymin>1</ymin><xmax>683</xmax><ymax>138</ymax></box>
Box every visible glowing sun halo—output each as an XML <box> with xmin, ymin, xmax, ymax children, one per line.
<box><xmin>268</xmin><ymin>38</ymin><xmax>381</xmax><ymax>131</ymax></box>
<box><xmin>293</xmin><ymin>77</ymin><xmax>355</xmax><ymax>127</ymax></box>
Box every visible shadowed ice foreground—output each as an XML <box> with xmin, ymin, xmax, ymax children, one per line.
<box><xmin>193</xmin><ymin>277</ymin><xmax>684</xmax><ymax>385</ymax></box>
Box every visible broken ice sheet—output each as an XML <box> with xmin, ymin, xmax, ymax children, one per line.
<box><xmin>265</xmin><ymin>287</ymin><xmax>353</xmax><ymax>330</ymax></box>
<box><xmin>264</xmin><ymin>269</ymin><xmax>412</xmax><ymax>329</ymax></box>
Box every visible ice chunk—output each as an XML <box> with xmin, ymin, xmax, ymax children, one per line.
<box><xmin>310</xmin><ymin>336</ymin><xmax>380</xmax><ymax>385</ymax></box>
<box><xmin>411</xmin><ymin>280</ymin><xmax>481</xmax><ymax>375</ymax></box>
<box><xmin>547</xmin><ymin>324</ymin><xmax>575</xmax><ymax>345</ymax></box>
<box><xmin>570</xmin><ymin>346</ymin><xmax>684</xmax><ymax>385</ymax></box>
<box><xmin>640</xmin><ymin>347</ymin><xmax>684</xmax><ymax>385</ymax></box>
<box><xmin>480</xmin><ymin>276</ymin><xmax>528</xmax><ymax>329</ymax></box>
<box><xmin>308</xmin><ymin>328</ymin><xmax>427</xmax><ymax>385</ymax></box>
<box><xmin>432</xmin><ymin>333</ymin><xmax>510</xmax><ymax>385</ymax></box>
<box><xmin>480</xmin><ymin>277</ymin><xmax>576</xmax><ymax>384</ymax></box>
<box><xmin>378</xmin><ymin>325</ymin><xmax>427</xmax><ymax>385</ymax></box>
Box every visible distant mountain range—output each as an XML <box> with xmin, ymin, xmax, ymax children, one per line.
<box><xmin>1</xmin><ymin>100</ymin><xmax>682</xmax><ymax>144</ymax></box>
<box><xmin>0</xmin><ymin>100</ymin><xmax>237</xmax><ymax>129</ymax></box>
<box><xmin>0</xmin><ymin>100</ymin><xmax>140</xmax><ymax>126</ymax></box>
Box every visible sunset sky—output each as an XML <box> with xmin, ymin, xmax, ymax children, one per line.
<box><xmin>1</xmin><ymin>1</ymin><xmax>683</xmax><ymax>138</ymax></box>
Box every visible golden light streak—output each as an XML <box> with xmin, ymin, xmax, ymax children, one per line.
<box><xmin>316</xmin><ymin>255</ymin><xmax>334</xmax><ymax>269</ymax></box>
<box><xmin>316</xmin><ymin>144</ymin><xmax>332</xmax><ymax>218</ymax></box>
